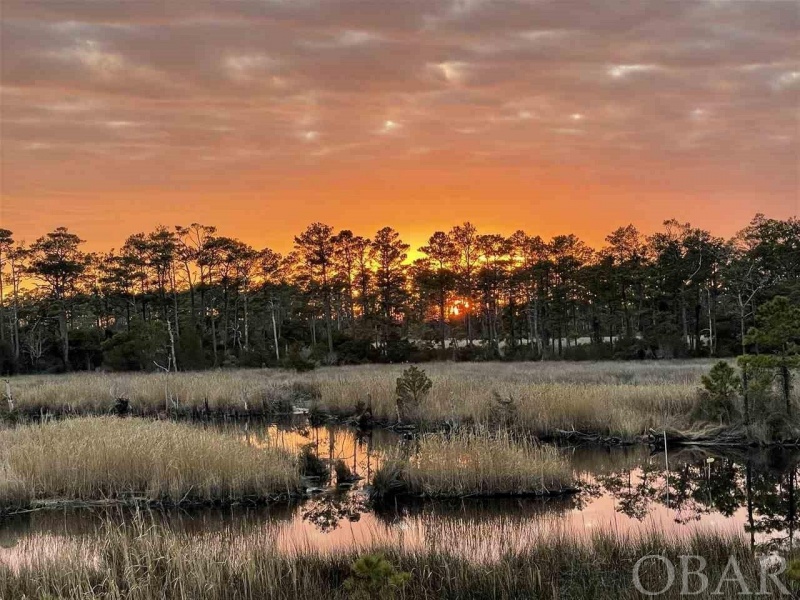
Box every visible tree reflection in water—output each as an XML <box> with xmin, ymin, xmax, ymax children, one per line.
<box><xmin>301</xmin><ymin>492</ymin><xmax>371</xmax><ymax>533</ymax></box>
<box><xmin>592</xmin><ymin>447</ymin><xmax>800</xmax><ymax>551</ymax></box>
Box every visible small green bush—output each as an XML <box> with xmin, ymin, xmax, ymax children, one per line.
<box><xmin>395</xmin><ymin>365</ymin><xmax>432</xmax><ymax>422</ymax></box>
<box><xmin>343</xmin><ymin>554</ymin><xmax>411</xmax><ymax>600</ymax></box>
<box><xmin>693</xmin><ymin>361</ymin><xmax>741</xmax><ymax>423</ymax></box>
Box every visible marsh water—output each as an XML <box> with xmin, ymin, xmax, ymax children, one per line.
<box><xmin>3</xmin><ymin>418</ymin><xmax>800</xmax><ymax>567</ymax></box>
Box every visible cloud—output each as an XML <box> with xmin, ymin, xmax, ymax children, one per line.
<box><xmin>0</xmin><ymin>0</ymin><xmax>796</xmax><ymax>213</ymax></box>
<box><xmin>378</xmin><ymin>120</ymin><xmax>401</xmax><ymax>134</ymax></box>
<box><xmin>607</xmin><ymin>64</ymin><xmax>660</xmax><ymax>79</ymax></box>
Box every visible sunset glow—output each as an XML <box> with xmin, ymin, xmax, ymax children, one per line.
<box><xmin>1</xmin><ymin>1</ymin><xmax>797</xmax><ymax>251</ymax></box>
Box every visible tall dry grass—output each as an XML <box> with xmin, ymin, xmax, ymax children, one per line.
<box><xmin>3</xmin><ymin>361</ymin><xmax>730</xmax><ymax>436</ymax></box>
<box><xmin>374</xmin><ymin>430</ymin><xmax>572</xmax><ymax>498</ymax></box>
<box><xmin>3</xmin><ymin>369</ymin><xmax>308</xmax><ymax>416</ymax></box>
<box><xmin>0</xmin><ymin>512</ymin><xmax>784</xmax><ymax>600</ymax></box>
<box><xmin>0</xmin><ymin>417</ymin><xmax>299</xmax><ymax>511</ymax></box>
<box><xmin>311</xmin><ymin>361</ymin><xmax>706</xmax><ymax>436</ymax></box>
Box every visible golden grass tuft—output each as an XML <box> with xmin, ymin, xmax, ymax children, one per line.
<box><xmin>375</xmin><ymin>430</ymin><xmax>572</xmax><ymax>498</ymax></box>
<box><xmin>0</xmin><ymin>417</ymin><xmax>299</xmax><ymax>510</ymax></box>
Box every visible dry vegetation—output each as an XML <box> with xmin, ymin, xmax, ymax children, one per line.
<box><xmin>0</xmin><ymin>514</ymin><xmax>786</xmax><ymax>600</ymax></box>
<box><xmin>0</xmin><ymin>417</ymin><xmax>299</xmax><ymax>512</ymax></box>
<box><xmin>374</xmin><ymin>430</ymin><xmax>572</xmax><ymax>498</ymax></box>
<box><xmin>3</xmin><ymin>369</ymin><xmax>305</xmax><ymax>416</ymax></box>
<box><xmin>311</xmin><ymin>361</ymin><xmax>710</xmax><ymax>437</ymax></box>
<box><xmin>2</xmin><ymin>361</ymin><xmax>717</xmax><ymax>437</ymax></box>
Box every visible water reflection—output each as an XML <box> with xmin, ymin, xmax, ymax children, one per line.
<box><xmin>588</xmin><ymin>446</ymin><xmax>800</xmax><ymax>552</ymax></box>
<box><xmin>301</xmin><ymin>492</ymin><xmax>370</xmax><ymax>532</ymax></box>
<box><xmin>4</xmin><ymin>422</ymin><xmax>800</xmax><ymax>564</ymax></box>
<box><xmin>233</xmin><ymin>418</ymin><xmax>396</xmax><ymax>488</ymax></box>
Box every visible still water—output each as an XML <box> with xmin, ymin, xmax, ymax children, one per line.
<box><xmin>2</xmin><ymin>420</ymin><xmax>800</xmax><ymax>567</ymax></box>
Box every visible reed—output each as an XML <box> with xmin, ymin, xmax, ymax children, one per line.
<box><xmin>3</xmin><ymin>369</ymin><xmax>305</xmax><ymax>416</ymax></box>
<box><xmin>373</xmin><ymin>430</ymin><xmax>572</xmax><ymax>498</ymax></box>
<box><xmin>0</xmin><ymin>513</ymin><xmax>785</xmax><ymax>600</ymax></box>
<box><xmin>2</xmin><ymin>361</ymin><xmax>755</xmax><ymax>437</ymax></box>
<box><xmin>0</xmin><ymin>417</ymin><xmax>300</xmax><ymax>511</ymax></box>
<box><xmin>311</xmin><ymin>362</ymin><xmax>705</xmax><ymax>437</ymax></box>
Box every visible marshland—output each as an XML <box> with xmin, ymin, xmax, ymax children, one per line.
<box><xmin>0</xmin><ymin>360</ymin><xmax>716</xmax><ymax>436</ymax></box>
<box><xmin>0</xmin><ymin>215</ymin><xmax>797</xmax><ymax>595</ymax></box>
<box><xmin>0</xmin><ymin>363</ymin><xmax>800</xmax><ymax>597</ymax></box>
<box><xmin>3</xmin><ymin>421</ymin><xmax>800</xmax><ymax>598</ymax></box>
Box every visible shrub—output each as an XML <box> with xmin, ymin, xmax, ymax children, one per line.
<box><xmin>395</xmin><ymin>365</ymin><xmax>432</xmax><ymax>422</ymax></box>
<box><xmin>175</xmin><ymin>321</ymin><xmax>207</xmax><ymax>370</ymax></box>
<box><xmin>334</xmin><ymin>460</ymin><xmax>356</xmax><ymax>486</ymax></box>
<box><xmin>299</xmin><ymin>444</ymin><xmax>330</xmax><ymax>484</ymax></box>
<box><xmin>343</xmin><ymin>554</ymin><xmax>411</xmax><ymax>600</ymax></box>
<box><xmin>308</xmin><ymin>403</ymin><xmax>327</xmax><ymax>427</ymax></box>
<box><xmin>284</xmin><ymin>346</ymin><xmax>316</xmax><ymax>372</ymax></box>
<box><xmin>487</xmin><ymin>391</ymin><xmax>518</xmax><ymax>429</ymax></box>
<box><xmin>102</xmin><ymin>320</ymin><xmax>169</xmax><ymax>372</ymax></box>
<box><xmin>334</xmin><ymin>337</ymin><xmax>377</xmax><ymax>364</ymax></box>
<box><xmin>384</xmin><ymin>339</ymin><xmax>417</xmax><ymax>363</ymax></box>
<box><xmin>692</xmin><ymin>361</ymin><xmax>741</xmax><ymax>423</ymax></box>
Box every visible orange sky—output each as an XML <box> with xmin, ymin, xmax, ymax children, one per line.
<box><xmin>2</xmin><ymin>0</ymin><xmax>798</xmax><ymax>254</ymax></box>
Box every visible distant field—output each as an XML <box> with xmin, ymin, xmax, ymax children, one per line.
<box><xmin>1</xmin><ymin>360</ymin><xmax>725</xmax><ymax>438</ymax></box>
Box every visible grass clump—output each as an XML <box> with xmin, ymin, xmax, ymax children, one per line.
<box><xmin>0</xmin><ymin>417</ymin><xmax>299</xmax><ymax>511</ymax></box>
<box><xmin>372</xmin><ymin>430</ymin><xmax>571</xmax><ymax>499</ymax></box>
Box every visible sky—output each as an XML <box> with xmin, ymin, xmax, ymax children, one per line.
<box><xmin>1</xmin><ymin>0</ymin><xmax>798</xmax><ymax>254</ymax></box>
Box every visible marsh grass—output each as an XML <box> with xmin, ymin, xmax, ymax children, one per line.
<box><xmin>312</xmin><ymin>361</ymin><xmax>710</xmax><ymax>437</ymax></box>
<box><xmin>4</xmin><ymin>370</ymin><xmax>304</xmax><ymax>417</ymax></box>
<box><xmin>3</xmin><ymin>361</ymin><xmax>759</xmax><ymax>438</ymax></box>
<box><xmin>0</xmin><ymin>513</ymin><xmax>786</xmax><ymax>600</ymax></box>
<box><xmin>373</xmin><ymin>430</ymin><xmax>572</xmax><ymax>499</ymax></box>
<box><xmin>0</xmin><ymin>417</ymin><xmax>299</xmax><ymax>511</ymax></box>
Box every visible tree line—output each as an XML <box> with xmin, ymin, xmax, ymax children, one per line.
<box><xmin>0</xmin><ymin>214</ymin><xmax>797</xmax><ymax>373</ymax></box>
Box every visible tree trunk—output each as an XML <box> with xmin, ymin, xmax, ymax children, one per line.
<box><xmin>0</xmin><ymin>273</ymin><xmax>5</xmax><ymax>344</ymax></box>
<box><xmin>11</xmin><ymin>293</ymin><xmax>19</xmax><ymax>361</ymax></box>
<box><xmin>171</xmin><ymin>265</ymin><xmax>180</xmax><ymax>339</ymax></box>
<box><xmin>167</xmin><ymin>318</ymin><xmax>178</xmax><ymax>372</ymax></box>
<box><xmin>222</xmin><ymin>287</ymin><xmax>229</xmax><ymax>357</ymax></box>
<box><xmin>746</xmin><ymin>458</ymin><xmax>755</xmax><ymax>550</ymax></box>
<box><xmin>782</xmin><ymin>362</ymin><xmax>792</xmax><ymax>417</ymax></box>
<box><xmin>243</xmin><ymin>292</ymin><xmax>249</xmax><ymax>350</ymax></box>
<box><xmin>439</xmin><ymin>291</ymin><xmax>446</xmax><ymax>350</ymax></box>
<box><xmin>324</xmin><ymin>298</ymin><xmax>333</xmax><ymax>354</ymax></box>
<box><xmin>742</xmin><ymin>366</ymin><xmax>750</xmax><ymax>430</ymax></box>
<box><xmin>681</xmin><ymin>291</ymin><xmax>688</xmax><ymax>351</ymax></box>
<box><xmin>210</xmin><ymin>309</ymin><xmax>218</xmax><ymax>365</ymax></box>
<box><xmin>60</xmin><ymin>303</ymin><xmax>69</xmax><ymax>369</ymax></box>
<box><xmin>271</xmin><ymin>302</ymin><xmax>280</xmax><ymax>362</ymax></box>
